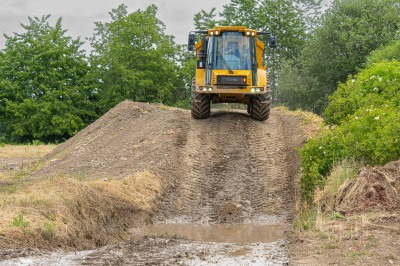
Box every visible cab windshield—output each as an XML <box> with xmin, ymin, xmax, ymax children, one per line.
<box><xmin>213</xmin><ymin>32</ymin><xmax>252</xmax><ymax>71</ymax></box>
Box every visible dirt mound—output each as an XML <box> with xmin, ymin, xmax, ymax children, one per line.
<box><xmin>34</xmin><ymin>100</ymin><xmax>307</xmax><ymax>226</ymax></box>
<box><xmin>1</xmin><ymin>101</ymin><xmax>187</xmax><ymax>250</ymax></box>
<box><xmin>2</xmin><ymin>100</ymin><xmax>309</xmax><ymax>253</ymax></box>
<box><xmin>335</xmin><ymin>161</ymin><xmax>400</xmax><ymax>214</ymax></box>
<box><xmin>35</xmin><ymin>100</ymin><xmax>187</xmax><ymax>180</ymax></box>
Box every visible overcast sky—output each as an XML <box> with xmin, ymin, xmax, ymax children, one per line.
<box><xmin>0</xmin><ymin>0</ymin><xmax>332</xmax><ymax>51</ymax></box>
<box><xmin>0</xmin><ymin>0</ymin><xmax>231</xmax><ymax>51</ymax></box>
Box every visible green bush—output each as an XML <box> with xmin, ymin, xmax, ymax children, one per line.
<box><xmin>301</xmin><ymin>105</ymin><xmax>400</xmax><ymax>200</ymax></box>
<box><xmin>366</xmin><ymin>39</ymin><xmax>400</xmax><ymax>66</ymax></box>
<box><xmin>301</xmin><ymin>61</ymin><xmax>400</xmax><ymax>200</ymax></box>
<box><xmin>323</xmin><ymin>61</ymin><xmax>400</xmax><ymax>125</ymax></box>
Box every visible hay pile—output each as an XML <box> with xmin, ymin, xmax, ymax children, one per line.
<box><xmin>0</xmin><ymin>172</ymin><xmax>162</xmax><ymax>249</ymax></box>
<box><xmin>335</xmin><ymin>161</ymin><xmax>400</xmax><ymax>214</ymax></box>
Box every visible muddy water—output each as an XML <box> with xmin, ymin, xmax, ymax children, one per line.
<box><xmin>135</xmin><ymin>223</ymin><xmax>289</xmax><ymax>244</ymax></box>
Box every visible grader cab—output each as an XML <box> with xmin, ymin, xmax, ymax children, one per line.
<box><xmin>188</xmin><ymin>26</ymin><xmax>276</xmax><ymax>121</ymax></box>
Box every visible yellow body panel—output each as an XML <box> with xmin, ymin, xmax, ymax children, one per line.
<box><xmin>257</xmin><ymin>69</ymin><xmax>267</xmax><ymax>88</ymax></box>
<box><xmin>256</xmin><ymin>39</ymin><xmax>265</xmax><ymax>69</ymax></box>
<box><xmin>194</xmin><ymin>26</ymin><xmax>269</xmax><ymax>104</ymax></box>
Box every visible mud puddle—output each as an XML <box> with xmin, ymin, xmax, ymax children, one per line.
<box><xmin>133</xmin><ymin>223</ymin><xmax>289</xmax><ymax>244</ymax></box>
<box><xmin>1</xmin><ymin>239</ymin><xmax>290</xmax><ymax>266</ymax></box>
<box><xmin>1</xmin><ymin>224</ymin><xmax>291</xmax><ymax>266</ymax></box>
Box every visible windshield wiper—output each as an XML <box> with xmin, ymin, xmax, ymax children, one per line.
<box><xmin>216</xmin><ymin>50</ymin><xmax>234</xmax><ymax>74</ymax></box>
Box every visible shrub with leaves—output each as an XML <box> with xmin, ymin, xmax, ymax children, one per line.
<box><xmin>366</xmin><ymin>39</ymin><xmax>400</xmax><ymax>67</ymax></box>
<box><xmin>324</xmin><ymin>61</ymin><xmax>400</xmax><ymax>125</ymax></box>
<box><xmin>301</xmin><ymin>61</ymin><xmax>400</xmax><ymax>200</ymax></box>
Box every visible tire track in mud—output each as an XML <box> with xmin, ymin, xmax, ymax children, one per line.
<box><xmin>74</xmin><ymin>109</ymin><xmax>303</xmax><ymax>266</ymax></box>
<box><xmin>0</xmin><ymin>106</ymin><xmax>305</xmax><ymax>266</ymax></box>
<box><xmin>154</xmin><ymin>109</ymin><xmax>297</xmax><ymax>225</ymax></box>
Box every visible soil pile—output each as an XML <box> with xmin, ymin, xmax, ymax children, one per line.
<box><xmin>1</xmin><ymin>101</ymin><xmax>187</xmax><ymax>250</ymax></box>
<box><xmin>33</xmin><ymin>100</ymin><xmax>307</xmax><ymax>227</ymax></box>
<box><xmin>35</xmin><ymin>100</ymin><xmax>188</xmax><ymax>180</ymax></box>
<box><xmin>335</xmin><ymin>161</ymin><xmax>400</xmax><ymax>214</ymax></box>
<box><xmin>1</xmin><ymin>100</ymin><xmax>308</xmax><ymax>257</ymax></box>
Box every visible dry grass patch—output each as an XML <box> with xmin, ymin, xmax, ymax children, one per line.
<box><xmin>294</xmin><ymin>208</ymin><xmax>400</xmax><ymax>264</ymax></box>
<box><xmin>92</xmin><ymin>172</ymin><xmax>163</xmax><ymax>211</ymax></box>
<box><xmin>314</xmin><ymin>159</ymin><xmax>362</xmax><ymax>213</ymax></box>
<box><xmin>0</xmin><ymin>171</ymin><xmax>162</xmax><ymax>249</ymax></box>
<box><xmin>0</xmin><ymin>144</ymin><xmax>56</xmax><ymax>159</ymax></box>
<box><xmin>293</xmin><ymin>160</ymin><xmax>400</xmax><ymax>265</ymax></box>
<box><xmin>295</xmin><ymin>159</ymin><xmax>362</xmax><ymax>231</ymax></box>
<box><xmin>274</xmin><ymin>106</ymin><xmax>324</xmax><ymax>137</ymax></box>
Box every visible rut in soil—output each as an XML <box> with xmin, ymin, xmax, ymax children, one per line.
<box><xmin>154</xmin><ymin>109</ymin><xmax>300</xmax><ymax>225</ymax></box>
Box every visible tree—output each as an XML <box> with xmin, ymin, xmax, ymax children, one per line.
<box><xmin>217</xmin><ymin>0</ymin><xmax>308</xmax><ymax>60</ymax></box>
<box><xmin>278</xmin><ymin>0</ymin><xmax>400</xmax><ymax>113</ymax></box>
<box><xmin>219</xmin><ymin>0</ymin><xmax>259</xmax><ymax>29</ymax></box>
<box><xmin>90</xmin><ymin>4</ymin><xmax>184</xmax><ymax>112</ymax></box>
<box><xmin>0</xmin><ymin>15</ymin><xmax>96</xmax><ymax>142</ymax></box>
<box><xmin>174</xmin><ymin>45</ymin><xmax>196</xmax><ymax>108</ymax></box>
<box><xmin>194</xmin><ymin>8</ymin><xmax>218</xmax><ymax>31</ymax></box>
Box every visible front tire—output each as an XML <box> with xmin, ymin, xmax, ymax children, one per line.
<box><xmin>247</xmin><ymin>101</ymin><xmax>252</xmax><ymax>114</ymax></box>
<box><xmin>250</xmin><ymin>93</ymin><xmax>271</xmax><ymax>121</ymax></box>
<box><xmin>191</xmin><ymin>78</ymin><xmax>210</xmax><ymax>119</ymax></box>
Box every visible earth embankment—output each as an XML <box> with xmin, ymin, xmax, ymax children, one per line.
<box><xmin>1</xmin><ymin>101</ymin><xmax>307</xmax><ymax>265</ymax></box>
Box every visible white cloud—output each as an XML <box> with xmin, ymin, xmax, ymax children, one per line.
<box><xmin>0</xmin><ymin>0</ymin><xmax>332</xmax><ymax>49</ymax></box>
<box><xmin>0</xmin><ymin>0</ymin><xmax>230</xmax><ymax>49</ymax></box>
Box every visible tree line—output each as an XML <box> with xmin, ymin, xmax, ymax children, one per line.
<box><xmin>1</xmin><ymin>0</ymin><xmax>399</xmax><ymax>143</ymax></box>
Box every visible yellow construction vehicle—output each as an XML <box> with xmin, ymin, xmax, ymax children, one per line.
<box><xmin>188</xmin><ymin>26</ymin><xmax>276</xmax><ymax>120</ymax></box>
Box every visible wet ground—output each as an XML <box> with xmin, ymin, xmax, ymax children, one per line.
<box><xmin>135</xmin><ymin>222</ymin><xmax>289</xmax><ymax>244</ymax></box>
<box><xmin>0</xmin><ymin>104</ymin><xmax>306</xmax><ymax>265</ymax></box>
<box><xmin>2</xmin><ymin>223</ymin><xmax>291</xmax><ymax>265</ymax></box>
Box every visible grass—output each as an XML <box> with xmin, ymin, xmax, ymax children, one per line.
<box><xmin>320</xmin><ymin>241</ymin><xmax>339</xmax><ymax>250</ymax></box>
<box><xmin>0</xmin><ymin>144</ymin><xmax>56</xmax><ymax>159</ymax></box>
<box><xmin>329</xmin><ymin>211</ymin><xmax>346</xmax><ymax>220</ymax></box>
<box><xmin>314</xmin><ymin>159</ymin><xmax>362</xmax><ymax>213</ymax></box>
<box><xmin>275</xmin><ymin>106</ymin><xmax>324</xmax><ymax>137</ymax></box>
<box><xmin>39</xmin><ymin>221</ymin><xmax>56</xmax><ymax>241</ymax></box>
<box><xmin>385</xmin><ymin>254</ymin><xmax>396</xmax><ymax>260</ymax></box>
<box><xmin>343</xmin><ymin>251</ymin><xmax>369</xmax><ymax>260</ymax></box>
<box><xmin>295</xmin><ymin>159</ymin><xmax>362</xmax><ymax>233</ymax></box>
<box><xmin>12</xmin><ymin>213</ymin><xmax>30</xmax><ymax>228</ymax></box>
<box><xmin>0</xmin><ymin>144</ymin><xmax>163</xmax><ymax>249</ymax></box>
<box><xmin>294</xmin><ymin>203</ymin><xmax>319</xmax><ymax>231</ymax></box>
<box><xmin>0</xmin><ymin>171</ymin><xmax>163</xmax><ymax>248</ymax></box>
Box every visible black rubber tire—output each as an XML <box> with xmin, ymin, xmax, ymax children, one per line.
<box><xmin>247</xmin><ymin>101</ymin><xmax>252</xmax><ymax>114</ymax></box>
<box><xmin>191</xmin><ymin>78</ymin><xmax>210</xmax><ymax>119</ymax></box>
<box><xmin>250</xmin><ymin>93</ymin><xmax>271</xmax><ymax>121</ymax></box>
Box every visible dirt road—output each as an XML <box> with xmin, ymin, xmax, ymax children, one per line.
<box><xmin>1</xmin><ymin>102</ymin><xmax>306</xmax><ymax>265</ymax></box>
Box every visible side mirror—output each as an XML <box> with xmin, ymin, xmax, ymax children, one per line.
<box><xmin>188</xmin><ymin>33</ymin><xmax>196</xmax><ymax>51</ymax></box>
<box><xmin>269</xmin><ymin>36</ymin><xmax>277</xmax><ymax>48</ymax></box>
